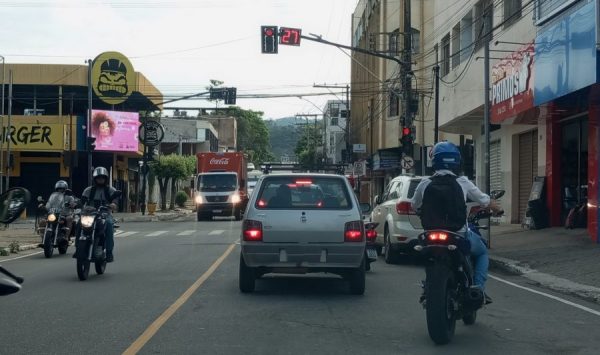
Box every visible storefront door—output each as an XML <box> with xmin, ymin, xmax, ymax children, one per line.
<box><xmin>561</xmin><ymin>117</ymin><xmax>589</xmax><ymax>222</ymax></box>
<box><xmin>518</xmin><ymin>130</ymin><xmax>538</xmax><ymax>223</ymax></box>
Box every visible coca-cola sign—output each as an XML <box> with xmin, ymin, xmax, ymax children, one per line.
<box><xmin>210</xmin><ymin>157</ymin><xmax>230</xmax><ymax>165</ymax></box>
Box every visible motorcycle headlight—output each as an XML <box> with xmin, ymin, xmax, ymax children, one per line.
<box><xmin>195</xmin><ymin>195</ymin><xmax>203</xmax><ymax>204</ymax></box>
<box><xmin>231</xmin><ymin>194</ymin><xmax>241</xmax><ymax>204</ymax></box>
<box><xmin>81</xmin><ymin>216</ymin><xmax>94</xmax><ymax>228</ymax></box>
<box><xmin>47</xmin><ymin>214</ymin><xmax>57</xmax><ymax>223</ymax></box>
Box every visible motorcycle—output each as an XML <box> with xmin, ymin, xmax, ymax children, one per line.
<box><xmin>0</xmin><ymin>187</ymin><xmax>31</xmax><ymax>296</ymax></box>
<box><xmin>415</xmin><ymin>190</ymin><xmax>505</xmax><ymax>345</ymax></box>
<box><xmin>39</xmin><ymin>190</ymin><xmax>76</xmax><ymax>258</ymax></box>
<box><xmin>74</xmin><ymin>191</ymin><xmax>121</xmax><ymax>281</ymax></box>
<box><xmin>365</xmin><ymin>222</ymin><xmax>379</xmax><ymax>271</ymax></box>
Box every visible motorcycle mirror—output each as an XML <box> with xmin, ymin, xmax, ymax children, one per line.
<box><xmin>0</xmin><ymin>278</ymin><xmax>21</xmax><ymax>296</ymax></box>
<box><xmin>65</xmin><ymin>189</ymin><xmax>73</xmax><ymax>196</ymax></box>
<box><xmin>37</xmin><ymin>196</ymin><xmax>43</xmax><ymax>202</ymax></box>
<box><xmin>490</xmin><ymin>190</ymin><xmax>505</xmax><ymax>200</ymax></box>
<box><xmin>0</xmin><ymin>187</ymin><xmax>31</xmax><ymax>225</ymax></box>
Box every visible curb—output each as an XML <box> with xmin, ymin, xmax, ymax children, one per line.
<box><xmin>490</xmin><ymin>255</ymin><xmax>600</xmax><ymax>304</ymax></box>
<box><xmin>1</xmin><ymin>243</ymin><xmax>39</xmax><ymax>255</ymax></box>
<box><xmin>115</xmin><ymin>211</ymin><xmax>192</xmax><ymax>223</ymax></box>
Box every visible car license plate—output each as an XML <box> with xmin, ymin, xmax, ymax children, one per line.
<box><xmin>213</xmin><ymin>209</ymin><xmax>222</xmax><ymax>213</ymax></box>
<box><xmin>366</xmin><ymin>247</ymin><xmax>378</xmax><ymax>259</ymax></box>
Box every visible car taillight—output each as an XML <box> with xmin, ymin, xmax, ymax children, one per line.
<box><xmin>243</xmin><ymin>220</ymin><xmax>263</xmax><ymax>241</ymax></box>
<box><xmin>366</xmin><ymin>229</ymin><xmax>377</xmax><ymax>241</ymax></box>
<box><xmin>427</xmin><ymin>232</ymin><xmax>449</xmax><ymax>242</ymax></box>
<box><xmin>344</xmin><ymin>221</ymin><xmax>364</xmax><ymax>242</ymax></box>
<box><xmin>396</xmin><ymin>201</ymin><xmax>415</xmax><ymax>215</ymax></box>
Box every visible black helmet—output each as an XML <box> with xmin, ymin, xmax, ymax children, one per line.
<box><xmin>93</xmin><ymin>167</ymin><xmax>109</xmax><ymax>185</ymax></box>
<box><xmin>55</xmin><ymin>180</ymin><xmax>68</xmax><ymax>191</ymax></box>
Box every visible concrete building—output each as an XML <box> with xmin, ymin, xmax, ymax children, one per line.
<box><xmin>203</xmin><ymin>116</ymin><xmax>237</xmax><ymax>151</ymax></box>
<box><xmin>322</xmin><ymin>100</ymin><xmax>348</xmax><ymax>164</ymax></box>
<box><xmin>159</xmin><ymin>118</ymin><xmax>218</xmax><ymax>155</ymax></box>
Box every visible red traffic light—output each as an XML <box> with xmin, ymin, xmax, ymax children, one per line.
<box><xmin>265</xmin><ymin>28</ymin><xmax>274</xmax><ymax>36</ymax></box>
<box><xmin>402</xmin><ymin>127</ymin><xmax>411</xmax><ymax>136</ymax></box>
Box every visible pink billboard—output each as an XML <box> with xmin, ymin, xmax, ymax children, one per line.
<box><xmin>90</xmin><ymin>110</ymin><xmax>140</xmax><ymax>152</ymax></box>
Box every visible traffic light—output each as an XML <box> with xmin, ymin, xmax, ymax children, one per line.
<box><xmin>261</xmin><ymin>26</ymin><xmax>278</xmax><ymax>54</ymax></box>
<box><xmin>224</xmin><ymin>87</ymin><xmax>237</xmax><ymax>105</ymax></box>
<box><xmin>401</xmin><ymin>127</ymin><xmax>414</xmax><ymax>155</ymax></box>
<box><xmin>87</xmin><ymin>136</ymin><xmax>96</xmax><ymax>151</ymax></box>
<box><xmin>209</xmin><ymin>87</ymin><xmax>224</xmax><ymax>100</ymax></box>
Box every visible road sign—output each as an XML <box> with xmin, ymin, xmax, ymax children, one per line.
<box><xmin>139</xmin><ymin>120</ymin><xmax>165</xmax><ymax>147</ymax></box>
<box><xmin>401</xmin><ymin>155</ymin><xmax>414</xmax><ymax>170</ymax></box>
<box><xmin>353</xmin><ymin>144</ymin><xmax>367</xmax><ymax>153</ymax></box>
<box><xmin>426</xmin><ymin>146</ymin><xmax>434</xmax><ymax>167</ymax></box>
<box><xmin>353</xmin><ymin>161</ymin><xmax>366</xmax><ymax>176</ymax></box>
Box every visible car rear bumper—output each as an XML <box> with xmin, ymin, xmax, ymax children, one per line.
<box><xmin>241</xmin><ymin>243</ymin><xmax>364</xmax><ymax>269</ymax></box>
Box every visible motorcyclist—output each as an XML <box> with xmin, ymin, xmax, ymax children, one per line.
<box><xmin>411</xmin><ymin>141</ymin><xmax>502</xmax><ymax>304</ymax></box>
<box><xmin>80</xmin><ymin>167</ymin><xmax>118</xmax><ymax>262</ymax></box>
<box><xmin>39</xmin><ymin>180</ymin><xmax>76</xmax><ymax>242</ymax></box>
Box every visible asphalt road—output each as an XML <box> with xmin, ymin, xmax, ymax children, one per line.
<box><xmin>1</xmin><ymin>217</ymin><xmax>599</xmax><ymax>354</ymax></box>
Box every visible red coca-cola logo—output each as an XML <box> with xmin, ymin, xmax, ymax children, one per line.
<box><xmin>210</xmin><ymin>158</ymin><xmax>230</xmax><ymax>165</ymax></box>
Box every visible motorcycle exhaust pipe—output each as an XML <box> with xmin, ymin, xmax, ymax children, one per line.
<box><xmin>466</xmin><ymin>287</ymin><xmax>484</xmax><ymax>305</ymax></box>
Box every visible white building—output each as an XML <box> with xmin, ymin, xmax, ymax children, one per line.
<box><xmin>323</xmin><ymin>100</ymin><xmax>348</xmax><ymax>164</ymax></box>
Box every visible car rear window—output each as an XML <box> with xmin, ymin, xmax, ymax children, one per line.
<box><xmin>407</xmin><ymin>179</ymin><xmax>421</xmax><ymax>198</ymax></box>
<box><xmin>256</xmin><ymin>176</ymin><xmax>353</xmax><ymax>210</ymax></box>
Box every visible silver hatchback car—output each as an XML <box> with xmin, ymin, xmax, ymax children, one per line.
<box><xmin>240</xmin><ymin>174</ymin><xmax>369</xmax><ymax>294</ymax></box>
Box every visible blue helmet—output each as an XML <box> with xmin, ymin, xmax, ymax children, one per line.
<box><xmin>432</xmin><ymin>141</ymin><xmax>461</xmax><ymax>171</ymax></box>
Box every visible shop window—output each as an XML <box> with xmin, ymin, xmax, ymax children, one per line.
<box><xmin>474</xmin><ymin>0</ymin><xmax>493</xmax><ymax>51</ymax></box>
<box><xmin>504</xmin><ymin>0</ymin><xmax>522</xmax><ymax>28</ymax></box>
<box><xmin>535</xmin><ymin>0</ymin><xmax>578</xmax><ymax>25</ymax></box>
<box><xmin>451</xmin><ymin>24</ymin><xmax>461</xmax><ymax>69</ymax></box>
<box><xmin>460</xmin><ymin>12</ymin><xmax>473</xmax><ymax>63</ymax></box>
<box><xmin>441</xmin><ymin>34</ymin><xmax>451</xmax><ymax>76</ymax></box>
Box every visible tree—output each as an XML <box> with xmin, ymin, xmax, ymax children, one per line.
<box><xmin>295</xmin><ymin>124</ymin><xmax>324</xmax><ymax>169</ymax></box>
<box><xmin>226</xmin><ymin>107</ymin><xmax>274</xmax><ymax>165</ymax></box>
<box><xmin>150</xmin><ymin>155</ymin><xmax>195</xmax><ymax>210</ymax></box>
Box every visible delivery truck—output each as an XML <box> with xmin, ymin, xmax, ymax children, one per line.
<box><xmin>195</xmin><ymin>152</ymin><xmax>248</xmax><ymax>221</ymax></box>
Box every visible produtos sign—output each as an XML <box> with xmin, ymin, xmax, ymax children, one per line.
<box><xmin>491</xmin><ymin>42</ymin><xmax>534</xmax><ymax>124</ymax></box>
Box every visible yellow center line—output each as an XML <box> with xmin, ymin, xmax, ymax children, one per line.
<box><xmin>123</xmin><ymin>243</ymin><xmax>237</xmax><ymax>355</ymax></box>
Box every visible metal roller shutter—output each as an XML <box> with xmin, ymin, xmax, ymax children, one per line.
<box><xmin>518</xmin><ymin>130</ymin><xmax>538</xmax><ymax>223</ymax></box>
<box><xmin>490</xmin><ymin>140</ymin><xmax>502</xmax><ymax>191</ymax></box>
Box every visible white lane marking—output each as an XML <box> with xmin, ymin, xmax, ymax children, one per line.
<box><xmin>115</xmin><ymin>230</ymin><xmax>124</xmax><ymax>236</ymax></box>
<box><xmin>490</xmin><ymin>274</ymin><xmax>600</xmax><ymax>317</ymax></box>
<box><xmin>176</xmin><ymin>230</ymin><xmax>195</xmax><ymax>236</ymax></box>
<box><xmin>208</xmin><ymin>230</ymin><xmax>225</xmax><ymax>235</ymax></box>
<box><xmin>146</xmin><ymin>231</ymin><xmax>168</xmax><ymax>237</ymax></box>
<box><xmin>2</xmin><ymin>250</ymin><xmax>44</xmax><ymax>262</ymax></box>
<box><xmin>117</xmin><ymin>231</ymin><xmax>139</xmax><ymax>238</ymax></box>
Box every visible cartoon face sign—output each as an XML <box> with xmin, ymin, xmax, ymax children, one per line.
<box><xmin>98</xmin><ymin>59</ymin><xmax>128</xmax><ymax>97</ymax></box>
<box><xmin>91</xmin><ymin>52</ymin><xmax>135</xmax><ymax>105</ymax></box>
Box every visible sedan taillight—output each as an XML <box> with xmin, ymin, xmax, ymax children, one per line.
<box><xmin>242</xmin><ymin>220</ymin><xmax>263</xmax><ymax>241</ymax></box>
<box><xmin>344</xmin><ymin>221</ymin><xmax>364</xmax><ymax>242</ymax></box>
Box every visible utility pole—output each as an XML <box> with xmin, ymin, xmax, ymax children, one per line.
<box><xmin>402</xmin><ymin>0</ymin><xmax>413</xmax><ymax>156</ymax></box>
<box><xmin>5</xmin><ymin>70</ymin><xmax>12</xmax><ymax>191</ymax></box>
<box><xmin>69</xmin><ymin>93</ymin><xmax>74</xmax><ymax>188</ymax></box>
<box><xmin>87</xmin><ymin>59</ymin><xmax>93</xmax><ymax>186</ymax></box>
<box><xmin>483</xmin><ymin>10</ymin><xmax>492</xmax><ymax>247</ymax></box>
<box><xmin>434</xmin><ymin>43</ymin><xmax>440</xmax><ymax>143</ymax></box>
<box><xmin>0</xmin><ymin>54</ymin><xmax>5</xmax><ymax>193</ymax></box>
<box><xmin>313</xmin><ymin>84</ymin><xmax>351</xmax><ymax>163</ymax></box>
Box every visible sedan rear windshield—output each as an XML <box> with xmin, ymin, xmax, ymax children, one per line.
<box><xmin>256</xmin><ymin>176</ymin><xmax>353</xmax><ymax>210</ymax></box>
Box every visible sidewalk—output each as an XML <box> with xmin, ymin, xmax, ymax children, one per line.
<box><xmin>489</xmin><ymin>224</ymin><xmax>600</xmax><ymax>304</ymax></box>
<box><xmin>0</xmin><ymin>208</ymin><xmax>193</xmax><ymax>255</ymax></box>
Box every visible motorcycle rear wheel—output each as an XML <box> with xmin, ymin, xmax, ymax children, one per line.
<box><xmin>58</xmin><ymin>245</ymin><xmax>68</xmax><ymax>255</ymax></box>
<box><xmin>463</xmin><ymin>311</ymin><xmax>477</xmax><ymax>325</ymax></box>
<box><xmin>425</xmin><ymin>263</ymin><xmax>457</xmax><ymax>345</ymax></box>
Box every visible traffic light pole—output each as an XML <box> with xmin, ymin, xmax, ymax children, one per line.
<box><xmin>87</xmin><ymin>59</ymin><xmax>93</xmax><ymax>186</ymax></box>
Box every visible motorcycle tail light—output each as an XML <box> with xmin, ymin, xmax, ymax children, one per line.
<box><xmin>428</xmin><ymin>232</ymin><xmax>449</xmax><ymax>242</ymax></box>
<box><xmin>366</xmin><ymin>229</ymin><xmax>377</xmax><ymax>241</ymax></box>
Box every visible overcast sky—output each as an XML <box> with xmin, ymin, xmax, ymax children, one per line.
<box><xmin>0</xmin><ymin>0</ymin><xmax>358</xmax><ymax>119</ymax></box>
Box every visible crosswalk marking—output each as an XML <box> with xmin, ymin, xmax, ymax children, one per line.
<box><xmin>208</xmin><ymin>230</ymin><xmax>225</xmax><ymax>235</ymax></box>
<box><xmin>176</xmin><ymin>230</ymin><xmax>195</xmax><ymax>236</ymax></box>
<box><xmin>117</xmin><ymin>231</ymin><xmax>139</xmax><ymax>238</ymax></box>
<box><xmin>146</xmin><ymin>231</ymin><xmax>168</xmax><ymax>237</ymax></box>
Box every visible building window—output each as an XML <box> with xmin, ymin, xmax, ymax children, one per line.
<box><xmin>460</xmin><ymin>12</ymin><xmax>473</xmax><ymax>63</ymax></box>
<box><xmin>389</xmin><ymin>90</ymin><xmax>400</xmax><ymax>117</ymax></box>
<box><xmin>331</xmin><ymin>117</ymin><xmax>339</xmax><ymax>126</ymax></box>
<box><xmin>340</xmin><ymin>109</ymin><xmax>348</xmax><ymax>118</ymax></box>
<box><xmin>504</xmin><ymin>0</ymin><xmax>522</xmax><ymax>28</ymax></box>
<box><xmin>441</xmin><ymin>34</ymin><xmax>451</xmax><ymax>77</ymax></box>
<box><xmin>329</xmin><ymin>103</ymin><xmax>340</xmax><ymax>117</ymax></box>
<box><xmin>411</xmin><ymin>28</ymin><xmax>420</xmax><ymax>55</ymax></box>
<box><xmin>451</xmin><ymin>24</ymin><xmax>461</xmax><ymax>69</ymax></box>
<box><xmin>474</xmin><ymin>0</ymin><xmax>493</xmax><ymax>51</ymax></box>
<box><xmin>389</xmin><ymin>29</ymin><xmax>400</xmax><ymax>56</ymax></box>
<box><xmin>535</xmin><ymin>0</ymin><xmax>578</xmax><ymax>25</ymax></box>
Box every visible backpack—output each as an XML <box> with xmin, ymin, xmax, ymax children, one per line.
<box><xmin>420</xmin><ymin>174</ymin><xmax>467</xmax><ymax>232</ymax></box>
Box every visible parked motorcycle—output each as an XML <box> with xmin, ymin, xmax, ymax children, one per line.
<box><xmin>0</xmin><ymin>187</ymin><xmax>31</xmax><ymax>296</ymax></box>
<box><xmin>39</xmin><ymin>190</ymin><xmax>76</xmax><ymax>258</ymax></box>
<box><xmin>74</xmin><ymin>191</ymin><xmax>121</xmax><ymax>281</ymax></box>
<box><xmin>415</xmin><ymin>190</ymin><xmax>504</xmax><ymax>345</ymax></box>
<box><xmin>365</xmin><ymin>222</ymin><xmax>379</xmax><ymax>271</ymax></box>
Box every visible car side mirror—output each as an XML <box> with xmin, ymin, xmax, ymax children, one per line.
<box><xmin>37</xmin><ymin>196</ymin><xmax>43</xmax><ymax>202</ymax></box>
<box><xmin>374</xmin><ymin>195</ymin><xmax>381</xmax><ymax>205</ymax></box>
<box><xmin>65</xmin><ymin>189</ymin><xmax>73</xmax><ymax>196</ymax></box>
<box><xmin>360</xmin><ymin>203</ymin><xmax>372</xmax><ymax>215</ymax></box>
